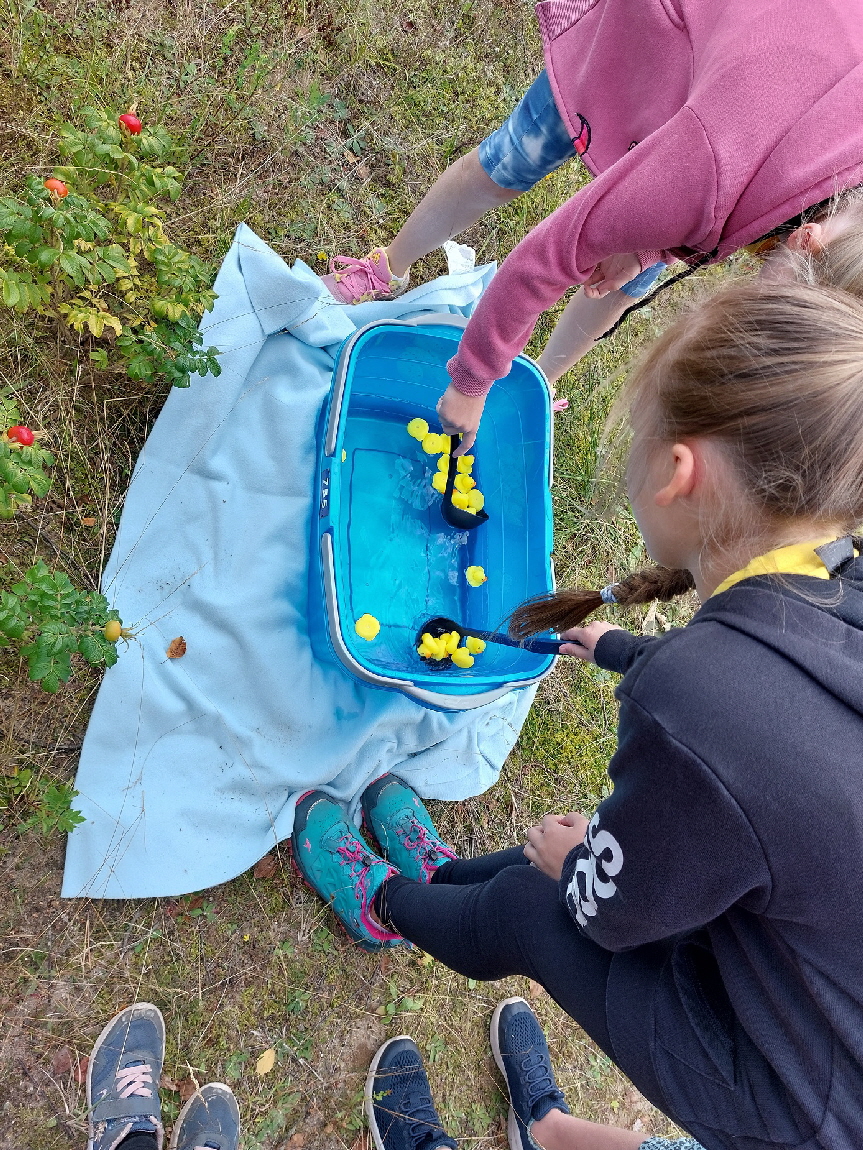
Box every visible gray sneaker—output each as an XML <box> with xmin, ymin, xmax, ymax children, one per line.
<box><xmin>170</xmin><ymin>1083</ymin><xmax>240</xmax><ymax>1150</ymax></box>
<box><xmin>87</xmin><ymin>1002</ymin><xmax>165</xmax><ymax>1150</ymax></box>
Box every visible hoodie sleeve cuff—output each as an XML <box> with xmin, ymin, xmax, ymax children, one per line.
<box><xmin>446</xmin><ymin>355</ymin><xmax>496</xmax><ymax>398</ymax></box>
<box><xmin>594</xmin><ymin>628</ymin><xmax>656</xmax><ymax>674</ymax></box>
<box><xmin>638</xmin><ymin>250</ymin><xmax>665</xmax><ymax>272</ymax></box>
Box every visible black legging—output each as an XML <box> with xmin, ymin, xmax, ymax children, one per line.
<box><xmin>373</xmin><ymin>849</ymin><xmax>824</xmax><ymax>1150</ymax></box>
<box><xmin>376</xmin><ymin>848</ymin><xmax>617</xmax><ymax>1048</ymax></box>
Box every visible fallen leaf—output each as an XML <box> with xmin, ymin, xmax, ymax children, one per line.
<box><xmin>356</xmin><ymin>163</ymin><xmax>370</xmax><ymax>180</ymax></box>
<box><xmin>162</xmin><ymin>901</ymin><xmax>180</xmax><ymax>918</ymax></box>
<box><xmin>177</xmin><ymin>1077</ymin><xmax>197</xmax><ymax>1102</ymax></box>
<box><xmin>323</xmin><ymin>1124</ymin><xmax>334</xmax><ymax>1134</ymax></box>
<box><xmin>80</xmin><ymin>517</ymin><xmax>96</xmax><ymax>526</ymax></box>
<box><xmin>256</xmin><ymin>1047</ymin><xmax>276</xmax><ymax>1076</ymax></box>
<box><xmin>73</xmin><ymin>1055</ymin><xmax>89</xmax><ymax>1084</ymax></box>
<box><xmin>528</xmin><ymin>979</ymin><xmax>545</xmax><ymax>1000</ymax></box>
<box><xmin>167</xmin><ymin>637</ymin><xmax>187</xmax><ymax>659</ymax></box>
<box><xmin>160</xmin><ymin>1073</ymin><xmax>181</xmax><ymax>1092</ymax></box>
<box><xmin>378</xmin><ymin>950</ymin><xmax>392</xmax><ymax>975</ymax></box>
<box><xmin>51</xmin><ymin>1047</ymin><xmax>72</xmax><ymax>1076</ymax></box>
<box><xmin>253</xmin><ymin>854</ymin><xmax>278</xmax><ymax>880</ymax></box>
<box><xmin>185</xmin><ymin>895</ymin><xmax>204</xmax><ymax>912</ymax></box>
<box><xmin>289</xmin><ymin>1136</ymin><xmax>305</xmax><ymax>1147</ymax></box>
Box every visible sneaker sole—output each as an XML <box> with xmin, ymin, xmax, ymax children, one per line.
<box><xmin>169</xmin><ymin>1082</ymin><xmax>239</xmax><ymax>1150</ymax></box>
<box><xmin>86</xmin><ymin>1002</ymin><xmax>165</xmax><ymax>1147</ymax></box>
<box><xmin>490</xmin><ymin>997</ymin><xmax>530</xmax><ymax>1150</ymax></box>
<box><xmin>364</xmin><ymin>1035</ymin><xmax>415</xmax><ymax>1150</ymax></box>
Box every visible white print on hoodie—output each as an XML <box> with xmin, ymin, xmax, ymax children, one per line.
<box><xmin>567</xmin><ymin>812</ymin><xmax>624</xmax><ymax>927</ymax></box>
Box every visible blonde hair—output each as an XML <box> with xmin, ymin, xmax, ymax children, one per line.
<box><xmin>510</xmin><ymin>282</ymin><xmax>863</xmax><ymax>637</ymax></box>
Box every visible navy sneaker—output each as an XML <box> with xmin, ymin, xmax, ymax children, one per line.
<box><xmin>361</xmin><ymin>774</ymin><xmax>457</xmax><ymax>883</ymax></box>
<box><xmin>292</xmin><ymin>791</ymin><xmax>403</xmax><ymax>952</ymax></box>
<box><xmin>170</xmin><ymin>1083</ymin><xmax>240</xmax><ymax>1150</ymax></box>
<box><xmin>366</xmin><ymin>1036</ymin><xmax>457</xmax><ymax>1150</ymax></box>
<box><xmin>87</xmin><ymin>1002</ymin><xmax>164</xmax><ymax>1150</ymax></box>
<box><xmin>490</xmin><ymin>998</ymin><xmax>570</xmax><ymax>1150</ymax></box>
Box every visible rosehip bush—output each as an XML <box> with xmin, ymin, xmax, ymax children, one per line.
<box><xmin>0</xmin><ymin>560</ymin><xmax>124</xmax><ymax>693</ymax></box>
<box><xmin>0</xmin><ymin>390</ymin><xmax>54</xmax><ymax>518</ymax></box>
<box><xmin>0</xmin><ymin>107</ymin><xmax>220</xmax><ymax>389</ymax></box>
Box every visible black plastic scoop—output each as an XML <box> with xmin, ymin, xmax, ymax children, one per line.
<box><xmin>440</xmin><ymin>434</ymin><xmax>489</xmax><ymax>531</ymax></box>
<box><xmin>415</xmin><ymin>615</ymin><xmax>564</xmax><ymax>669</ymax></box>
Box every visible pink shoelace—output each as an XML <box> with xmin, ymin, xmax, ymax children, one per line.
<box><xmin>335</xmin><ymin>834</ymin><xmax>399</xmax><ymax>941</ymax></box>
<box><xmin>115</xmin><ymin>1063</ymin><xmax>154</xmax><ymax>1099</ymax></box>
<box><xmin>397</xmin><ymin>818</ymin><xmax>456</xmax><ymax>880</ymax></box>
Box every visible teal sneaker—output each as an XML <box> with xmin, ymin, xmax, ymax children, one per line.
<box><xmin>292</xmin><ymin>791</ymin><xmax>403</xmax><ymax>952</ymax></box>
<box><xmin>361</xmin><ymin>775</ymin><xmax>457</xmax><ymax>883</ymax></box>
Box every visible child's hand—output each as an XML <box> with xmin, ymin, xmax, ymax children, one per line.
<box><xmin>524</xmin><ymin>812</ymin><xmax>589</xmax><ymax>881</ymax></box>
<box><xmin>559</xmin><ymin>621</ymin><xmax>623</xmax><ymax>662</ymax></box>
<box><xmin>583</xmin><ymin>253</ymin><xmax>643</xmax><ymax>298</ymax></box>
<box><xmin>436</xmin><ymin>384</ymin><xmax>486</xmax><ymax>455</ymax></box>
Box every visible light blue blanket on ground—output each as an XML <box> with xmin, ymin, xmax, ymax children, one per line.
<box><xmin>61</xmin><ymin>225</ymin><xmax>536</xmax><ymax>899</ymax></box>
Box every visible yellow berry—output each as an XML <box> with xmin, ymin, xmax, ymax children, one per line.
<box><xmin>104</xmin><ymin>619</ymin><xmax>122</xmax><ymax>642</ymax></box>
<box><xmin>451</xmin><ymin>491</ymin><xmax>469</xmax><ymax>510</ymax></box>
<box><xmin>454</xmin><ymin>474</ymin><xmax>476</xmax><ymax>493</ymax></box>
<box><xmin>466</xmin><ymin>565</ymin><xmax>487</xmax><ymax>587</ymax></box>
<box><xmin>431</xmin><ymin>471</ymin><xmax>447</xmax><ymax>493</ymax></box>
<box><xmin>407</xmin><ymin>418</ymin><xmax>429</xmax><ymax>441</ymax></box>
<box><xmin>354</xmin><ymin>613</ymin><xmax>380</xmax><ymax>640</ymax></box>
<box><xmin>456</xmin><ymin>455</ymin><xmax>474</xmax><ymax>473</ymax></box>
<box><xmin>466</xmin><ymin>490</ymin><xmax>484</xmax><ymax>511</ymax></box>
<box><xmin>465</xmin><ymin>636</ymin><xmax>486</xmax><ymax>654</ymax></box>
<box><xmin>451</xmin><ymin>646</ymin><xmax>474</xmax><ymax>669</ymax></box>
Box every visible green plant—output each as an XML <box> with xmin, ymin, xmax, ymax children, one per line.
<box><xmin>0</xmin><ymin>560</ymin><xmax>125</xmax><ymax>692</ymax></box>
<box><xmin>0</xmin><ymin>108</ymin><xmax>220</xmax><ymax>389</ymax></box>
<box><xmin>0</xmin><ymin>390</ymin><xmax>53</xmax><ymax>517</ymax></box>
<box><xmin>0</xmin><ymin>768</ymin><xmax>85</xmax><ymax>836</ymax></box>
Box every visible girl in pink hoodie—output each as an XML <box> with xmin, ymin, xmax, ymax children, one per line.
<box><xmin>323</xmin><ymin>0</ymin><xmax>863</xmax><ymax>449</ymax></box>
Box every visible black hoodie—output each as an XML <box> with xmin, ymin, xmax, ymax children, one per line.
<box><xmin>561</xmin><ymin>559</ymin><xmax>863</xmax><ymax>1149</ymax></box>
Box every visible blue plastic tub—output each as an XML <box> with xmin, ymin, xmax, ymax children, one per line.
<box><xmin>310</xmin><ymin>314</ymin><xmax>556</xmax><ymax>711</ymax></box>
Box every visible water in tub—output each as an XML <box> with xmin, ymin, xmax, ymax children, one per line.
<box><xmin>344</xmin><ymin>445</ymin><xmax>470</xmax><ymax>673</ymax></box>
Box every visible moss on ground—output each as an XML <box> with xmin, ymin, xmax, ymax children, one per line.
<box><xmin>0</xmin><ymin>0</ymin><xmax>739</xmax><ymax>1144</ymax></box>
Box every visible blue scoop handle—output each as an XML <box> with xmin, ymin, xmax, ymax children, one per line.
<box><xmin>469</xmin><ymin>628</ymin><xmax>566</xmax><ymax>655</ymax></box>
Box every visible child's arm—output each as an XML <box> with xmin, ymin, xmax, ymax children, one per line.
<box><xmin>445</xmin><ymin>108</ymin><xmax>718</xmax><ymax>401</ymax></box>
<box><xmin>559</xmin><ymin>703</ymin><xmax>771</xmax><ymax>949</ymax></box>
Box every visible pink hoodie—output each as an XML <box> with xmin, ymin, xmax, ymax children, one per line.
<box><xmin>449</xmin><ymin>0</ymin><xmax>863</xmax><ymax>396</ymax></box>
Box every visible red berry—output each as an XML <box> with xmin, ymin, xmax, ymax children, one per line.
<box><xmin>43</xmin><ymin>178</ymin><xmax>68</xmax><ymax>198</ymax></box>
<box><xmin>7</xmin><ymin>426</ymin><xmax>35</xmax><ymax>446</ymax></box>
<box><xmin>119</xmin><ymin>113</ymin><xmax>142</xmax><ymax>134</ymax></box>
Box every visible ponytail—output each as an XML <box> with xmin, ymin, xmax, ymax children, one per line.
<box><xmin>508</xmin><ymin>566</ymin><xmax>695</xmax><ymax>638</ymax></box>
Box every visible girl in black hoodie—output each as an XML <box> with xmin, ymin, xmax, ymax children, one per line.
<box><xmin>296</xmin><ymin>283</ymin><xmax>863</xmax><ymax>1150</ymax></box>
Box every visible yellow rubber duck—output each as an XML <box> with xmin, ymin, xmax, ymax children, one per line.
<box><xmin>407</xmin><ymin>417</ymin><xmax>429</xmax><ymax>441</ymax></box>
<box><xmin>444</xmin><ymin>631</ymin><xmax>460</xmax><ymax>655</ymax></box>
<box><xmin>355</xmin><ymin>613</ymin><xmax>380</xmax><ymax>640</ymax></box>
<box><xmin>422</xmin><ymin>432</ymin><xmax>445</xmax><ymax>454</ymax></box>
<box><xmin>451</xmin><ymin>491</ymin><xmax>470</xmax><ymax>510</ymax></box>
<box><xmin>456</xmin><ymin>455</ymin><xmax>474</xmax><ymax>474</ymax></box>
<box><xmin>454</xmin><ymin>474</ymin><xmax>476</xmax><ymax>493</ymax></box>
<box><xmin>431</xmin><ymin>471</ymin><xmax>447</xmax><ymax>494</ymax></box>
<box><xmin>451</xmin><ymin>646</ymin><xmax>474</xmax><ymax>669</ymax></box>
<box><xmin>437</xmin><ymin>455</ymin><xmax>450</xmax><ymax>473</ymax></box>
<box><xmin>466</xmin><ymin>490</ymin><xmax>484</xmax><ymax>512</ymax></box>
<box><xmin>466</xmin><ymin>565</ymin><xmax>487</xmax><ymax>587</ymax></box>
<box><xmin>465</xmin><ymin>636</ymin><xmax>486</xmax><ymax>654</ymax></box>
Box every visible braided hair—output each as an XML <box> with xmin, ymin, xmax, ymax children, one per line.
<box><xmin>508</xmin><ymin>566</ymin><xmax>694</xmax><ymax>638</ymax></box>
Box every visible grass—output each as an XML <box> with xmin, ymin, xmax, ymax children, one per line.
<box><xmin>0</xmin><ymin>0</ymin><xmax>737</xmax><ymax>1145</ymax></box>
